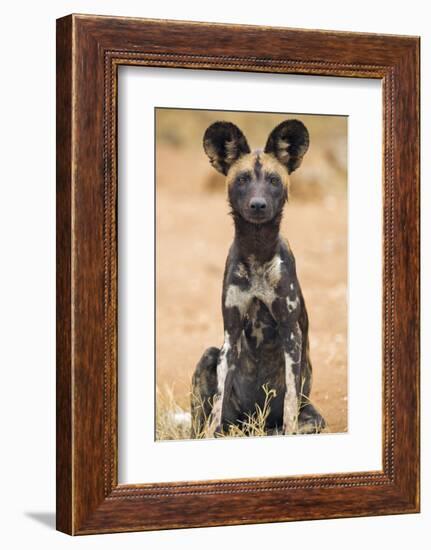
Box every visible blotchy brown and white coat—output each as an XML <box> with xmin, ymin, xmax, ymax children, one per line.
<box><xmin>191</xmin><ymin>120</ymin><xmax>325</xmax><ymax>437</ymax></box>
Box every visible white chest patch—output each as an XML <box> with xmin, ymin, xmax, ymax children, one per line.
<box><xmin>225</xmin><ymin>255</ymin><xmax>284</xmax><ymax>313</ymax></box>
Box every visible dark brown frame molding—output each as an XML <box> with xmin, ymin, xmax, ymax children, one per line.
<box><xmin>56</xmin><ymin>14</ymin><xmax>420</xmax><ymax>535</ymax></box>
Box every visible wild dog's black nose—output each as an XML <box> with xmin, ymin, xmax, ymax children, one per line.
<box><xmin>249</xmin><ymin>197</ymin><xmax>267</xmax><ymax>211</ymax></box>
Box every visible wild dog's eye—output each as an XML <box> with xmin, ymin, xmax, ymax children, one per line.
<box><xmin>238</xmin><ymin>174</ymin><xmax>249</xmax><ymax>185</ymax></box>
<box><xmin>269</xmin><ymin>175</ymin><xmax>281</xmax><ymax>186</ymax></box>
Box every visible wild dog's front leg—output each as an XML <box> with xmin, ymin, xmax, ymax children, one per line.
<box><xmin>210</xmin><ymin>333</ymin><xmax>235</xmax><ymax>435</ymax></box>
<box><xmin>280</xmin><ymin>322</ymin><xmax>302</xmax><ymax>434</ymax></box>
<box><xmin>271</xmin><ymin>298</ymin><xmax>302</xmax><ymax>434</ymax></box>
<box><xmin>210</xmin><ymin>326</ymin><xmax>243</xmax><ymax>435</ymax></box>
<box><xmin>210</xmin><ymin>286</ymin><xmax>250</xmax><ymax>435</ymax></box>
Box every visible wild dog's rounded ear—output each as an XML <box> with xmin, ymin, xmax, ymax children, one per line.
<box><xmin>264</xmin><ymin>120</ymin><xmax>309</xmax><ymax>174</ymax></box>
<box><xmin>203</xmin><ymin>122</ymin><xmax>250</xmax><ymax>175</ymax></box>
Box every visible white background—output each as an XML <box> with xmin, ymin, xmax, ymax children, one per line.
<box><xmin>0</xmin><ymin>1</ymin><xmax>428</xmax><ymax>548</ymax></box>
<box><xmin>118</xmin><ymin>68</ymin><xmax>382</xmax><ymax>483</ymax></box>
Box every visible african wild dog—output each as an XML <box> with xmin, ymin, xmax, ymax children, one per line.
<box><xmin>191</xmin><ymin>119</ymin><xmax>325</xmax><ymax>437</ymax></box>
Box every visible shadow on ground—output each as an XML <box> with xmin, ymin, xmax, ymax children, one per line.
<box><xmin>25</xmin><ymin>512</ymin><xmax>56</xmax><ymax>530</ymax></box>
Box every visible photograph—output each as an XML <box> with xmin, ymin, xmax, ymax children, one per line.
<box><xmin>155</xmin><ymin>108</ymin><xmax>348</xmax><ymax>440</ymax></box>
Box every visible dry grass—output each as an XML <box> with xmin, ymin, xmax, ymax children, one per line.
<box><xmin>156</xmin><ymin>383</ymin><xmax>325</xmax><ymax>441</ymax></box>
<box><xmin>155</xmin><ymin>385</ymin><xmax>192</xmax><ymax>441</ymax></box>
<box><xmin>156</xmin><ymin>384</ymin><xmax>278</xmax><ymax>440</ymax></box>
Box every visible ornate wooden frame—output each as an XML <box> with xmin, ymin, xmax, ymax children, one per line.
<box><xmin>56</xmin><ymin>14</ymin><xmax>420</xmax><ymax>535</ymax></box>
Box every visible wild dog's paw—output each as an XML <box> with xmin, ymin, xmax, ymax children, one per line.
<box><xmin>282</xmin><ymin>414</ymin><xmax>298</xmax><ymax>435</ymax></box>
<box><xmin>282</xmin><ymin>425</ymin><xmax>298</xmax><ymax>436</ymax></box>
<box><xmin>213</xmin><ymin>424</ymin><xmax>224</xmax><ymax>437</ymax></box>
<box><xmin>297</xmin><ymin>403</ymin><xmax>326</xmax><ymax>434</ymax></box>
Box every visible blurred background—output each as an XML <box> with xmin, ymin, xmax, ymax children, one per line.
<box><xmin>155</xmin><ymin>108</ymin><xmax>347</xmax><ymax>437</ymax></box>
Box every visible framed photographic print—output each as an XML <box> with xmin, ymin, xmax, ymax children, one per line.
<box><xmin>56</xmin><ymin>14</ymin><xmax>420</xmax><ymax>535</ymax></box>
